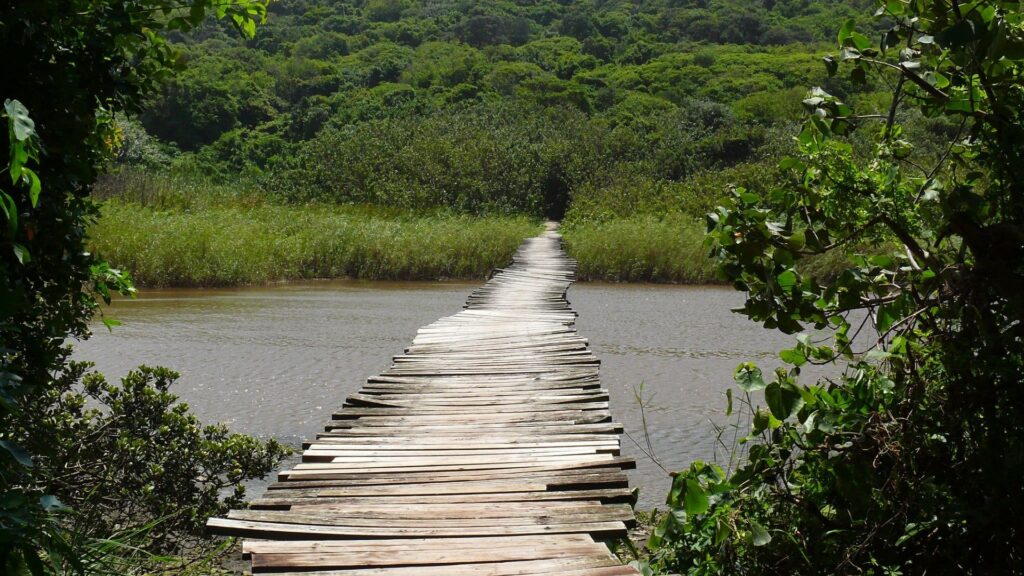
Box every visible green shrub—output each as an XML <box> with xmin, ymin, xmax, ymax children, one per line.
<box><xmin>10</xmin><ymin>361</ymin><xmax>288</xmax><ymax>572</ymax></box>
<box><xmin>265</xmin><ymin>102</ymin><xmax>611</xmax><ymax>219</ymax></box>
<box><xmin>645</xmin><ymin>0</ymin><xmax>1024</xmax><ymax>571</ymax></box>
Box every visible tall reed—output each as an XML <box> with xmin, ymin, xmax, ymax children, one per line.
<box><xmin>90</xmin><ymin>201</ymin><xmax>541</xmax><ymax>287</ymax></box>
<box><xmin>562</xmin><ymin>214</ymin><xmax>717</xmax><ymax>283</ymax></box>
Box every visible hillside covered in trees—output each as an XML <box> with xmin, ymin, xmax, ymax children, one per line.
<box><xmin>113</xmin><ymin>0</ymin><xmax>885</xmax><ymax>221</ymax></box>
<box><xmin>94</xmin><ymin>0</ymin><xmax>946</xmax><ymax>285</ymax></box>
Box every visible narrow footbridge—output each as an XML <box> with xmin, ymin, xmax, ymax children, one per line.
<box><xmin>208</xmin><ymin>225</ymin><xmax>640</xmax><ymax>575</ymax></box>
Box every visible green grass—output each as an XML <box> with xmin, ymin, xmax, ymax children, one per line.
<box><xmin>90</xmin><ymin>172</ymin><xmax>850</xmax><ymax>287</ymax></box>
<box><xmin>563</xmin><ymin>214</ymin><xmax>717</xmax><ymax>283</ymax></box>
<box><xmin>90</xmin><ymin>201</ymin><xmax>542</xmax><ymax>287</ymax></box>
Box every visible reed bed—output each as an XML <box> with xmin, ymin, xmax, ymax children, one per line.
<box><xmin>562</xmin><ymin>214</ymin><xmax>718</xmax><ymax>283</ymax></box>
<box><xmin>90</xmin><ymin>201</ymin><xmax>541</xmax><ymax>287</ymax></box>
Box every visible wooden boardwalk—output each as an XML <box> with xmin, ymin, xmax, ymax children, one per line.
<box><xmin>208</xmin><ymin>225</ymin><xmax>640</xmax><ymax>575</ymax></box>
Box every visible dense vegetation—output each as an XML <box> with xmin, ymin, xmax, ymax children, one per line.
<box><xmin>136</xmin><ymin>0</ymin><xmax>869</xmax><ymax>188</ymax></box>
<box><xmin>92</xmin><ymin>173</ymin><xmax>539</xmax><ymax>286</ymax></box>
<box><xmin>95</xmin><ymin>0</ymin><xmax>907</xmax><ymax>284</ymax></box>
<box><xmin>642</xmin><ymin>0</ymin><xmax>1024</xmax><ymax>573</ymax></box>
<box><xmin>7</xmin><ymin>0</ymin><xmax>1020</xmax><ymax>574</ymax></box>
<box><xmin>1</xmin><ymin>2</ymin><xmax>287</xmax><ymax>574</ymax></box>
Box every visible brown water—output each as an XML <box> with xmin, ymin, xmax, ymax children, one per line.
<box><xmin>74</xmin><ymin>280</ymin><xmax>811</xmax><ymax>509</ymax></box>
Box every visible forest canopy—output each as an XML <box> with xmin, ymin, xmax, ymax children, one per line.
<box><xmin>121</xmin><ymin>0</ymin><xmax>882</xmax><ymax>220</ymax></box>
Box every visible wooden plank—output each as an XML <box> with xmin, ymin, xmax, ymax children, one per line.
<box><xmin>259</xmin><ymin>558</ymin><xmax>632</xmax><ymax>576</ymax></box>
<box><xmin>242</xmin><ymin>533</ymin><xmax>596</xmax><ymax>555</ymax></box>
<box><xmin>206</xmin><ymin>226</ymin><xmax>638</xmax><ymax>574</ymax></box>
<box><xmin>228</xmin><ymin>508</ymin><xmax>633</xmax><ymax>527</ymax></box>
<box><xmin>251</xmin><ymin>488</ymin><xmax>634</xmax><ymax>508</ymax></box>
<box><xmin>250</xmin><ymin>543</ymin><xmax>610</xmax><ymax>569</ymax></box>
<box><xmin>208</xmin><ymin>517</ymin><xmax>628</xmax><ymax>538</ymax></box>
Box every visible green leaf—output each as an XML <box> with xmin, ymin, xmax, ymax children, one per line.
<box><xmin>802</xmin><ymin>410</ymin><xmax>818</xmax><ymax>432</ymax></box>
<box><xmin>8</xmin><ymin>141</ymin><xmax>28</xmax><ymax>181</ymax></box>
<box><xmin>765</xmin><ymin>380</ymin><xmax>805</xmax><ymax>420</ymax></box>
<box><xmin>850</xmin><ymin>32</ymin><xmax>872</xmax><ymax>51</ymax></box>
<box><xmin>750</xmin><ymin>522</ymin><xmax>772</xmax><ymax>546</ymax></box>
<box><xmin>233</xmin><ymin>13</ymin><xmax>257</xmax><ymax>38</ymax></box>
<box><xmin>21</xmin><ymin>167</ymin><xmax>41</xmax><ymax>207</ymax></box>
<box><xmin>838</xmin><ymin>19</ymin><xmax>856</xmax><ymax>46</ymax></box>
<box><xmin>12</xmin><ymin>243</ymin><xmax>30</xmax><ymax>265</ymax></box>
<box><xmin>876</xmin><ymin>302</ymin><xmax>899</xmax><ymax>333</ymax></box>
<box><xmin>850</xmin><ymin>63</ymin><xmax>867</xmax><ymax>84</ymax></box>
<box><xmin>866</xmin><ymin>349</ymin><xmax>891</xmax><ymax>362</ymax></box>
<box><xmin>780</xmin><ymin>348</ymin><xmax>807</xmax><ymax>366</ymax></box>
<box><xmin>0</xmin><ymin>192</ymin><xmax>16</xmax><ymax>235</ymax></box>
<box><xmin>787</xmin><ymin>230</ymin><xmax>806</xmax><ymax>250</ymax></box>
<box><xmin>0</xmin><ymin>371</ymin><xmax>23</xmax><ymax>409</ymax></box>
<box><xmin>726</xmin><ymin>387</ymin><xmax>733</xmax><ymax>416</ymax></box>
<box><xmin>936</xmin><ymin>19</ymin><xmax>978</xmax><ymax>49</ymax></box>
<box><xmin>752</xmin><ymin>408</ymin><xmax>782</xmax><ymax>433</ymax></box>
<box><xmin>647</xmin><ymin>517</ymin><xmax>667</xmax><ymax>548</ymax></box>
<box><xmin>714</xmin><ymin>517</ymin><xmax>733</xmax><ymax>545</ymax></box>
<box><xmin>868</xmin><ymin>254</ymin><xmax>894</xmax><ymax>268</ymax></box>
<box><xmin>683</xmin><ymin>479</ymin><xmax>710</xmax><ymax>515</ymax></box>
<box><xmin>822</xmin><ymin>55</ymin><xmax>838</xmax><ymax>76</ymax></box>
<box><xmin>167</xmin><ymin>16</ymin><xmax>192</xmax><ymax>31</ymax></box>
<box><xmin>778</xmin><ymin>157</ymin><xmax>804</xmax><ymax>171</ymax></box>
<box><xmin>896</xmin><ymin>522</ymin><xmax>928</xmax><ymax>546</ymax></box>
<box><xmin>39</xmin><ymin>495</ymin><xmax>65</xmax><ymax>511</ymax></box>
<box><xmin>21</xmin><ymin>545</ymin><xmax>45</xmax><ymax>576</ymax></box>
<box><xmin>189</xmin><ymin>3</ymin><xmax>206</xmax><ymax>22</ymax></box>
<box><xmin>102</xmin><ymin>317</ymin><xmax>123</xmax><ymax>331</ymax></box>
<box><xmin>667</xmin><ymin>474</ymin><xmax>684</xmax><ymax>507</ymax></box>
<box><xmin>752</xmin><ymin>408</ymin><xmax>770</xmax><ymax>433</ymax></box>
<box><xmin>0</xmin><ymin>440</ymin><xmax>33</xmax><ymax>468</ymax></box>
<box><xmin>777</xmin><ymin>269</ymin><xmax>798</xmax><ymax>290</ymax></box>
<box><xmin>734</xmin><ymin>362</ymin><xmax>766</xmax><ymax>392</ymax></box>
<box><xmin>3</xmin><ymin>99</ymin><xmax>36</xmax><ymax>142</ymax></box>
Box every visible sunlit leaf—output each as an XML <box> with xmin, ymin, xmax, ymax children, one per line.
<box><xmin>684</xmin><ymin>479</ymin><xmax>710</xmax><ymax>515</ymax></box>
<box><xmin>3</xmin><ymin>99</ymin><xmax>36</xmax><ymax>141</ymax></box>
<box><xmin>734</xmin><ymin>362</ymin><xmax>766</xmax><ymax>392</ymax></box>
<box><xmin>765</xmin><ymin>381</ymin><xmax>805</xmax><ymax>420</ymax></box>
<box><xmin>777</xmin><ymin>269</ymin><xmax>798</xmax><ymax>289</ymax></box>
<box><xmin>12</xmin><ymin>243</ymin><xmax>30</xmax><ymax>265</ymax></box>
<box><xmin>21</xmin><ymin>167</ymin><xmax>41</xmax><ymax>207</ymax></box>
<box><xmin>780</xmin><ymin>347</ymin><xmax>807</xmax><ymax>366</ymax></box>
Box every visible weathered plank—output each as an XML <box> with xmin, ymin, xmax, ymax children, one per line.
<box><xmin>207</xmin><ymin>224</ymin><xmax>638</xmax><ymax>574</ymax></box>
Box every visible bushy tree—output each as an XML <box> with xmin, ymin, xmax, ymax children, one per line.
<box><xmin>646</xmin><ymin>0</ymin><xmax>1024</xmax><ymax>573</ymax></box>
<box><xmin>12</xmin><ymin>364</ymin><xmax>287</xmax><ymax>563</ymax></box>
<box><xmin>266</xmin><ymin>103</ymin><xmax>609</xmax><ymax>218</ymax></box>
<box><xmin>0</xmin><ymin>1</ymin><xmax>279</xmax><ymax>572</ymax></box>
